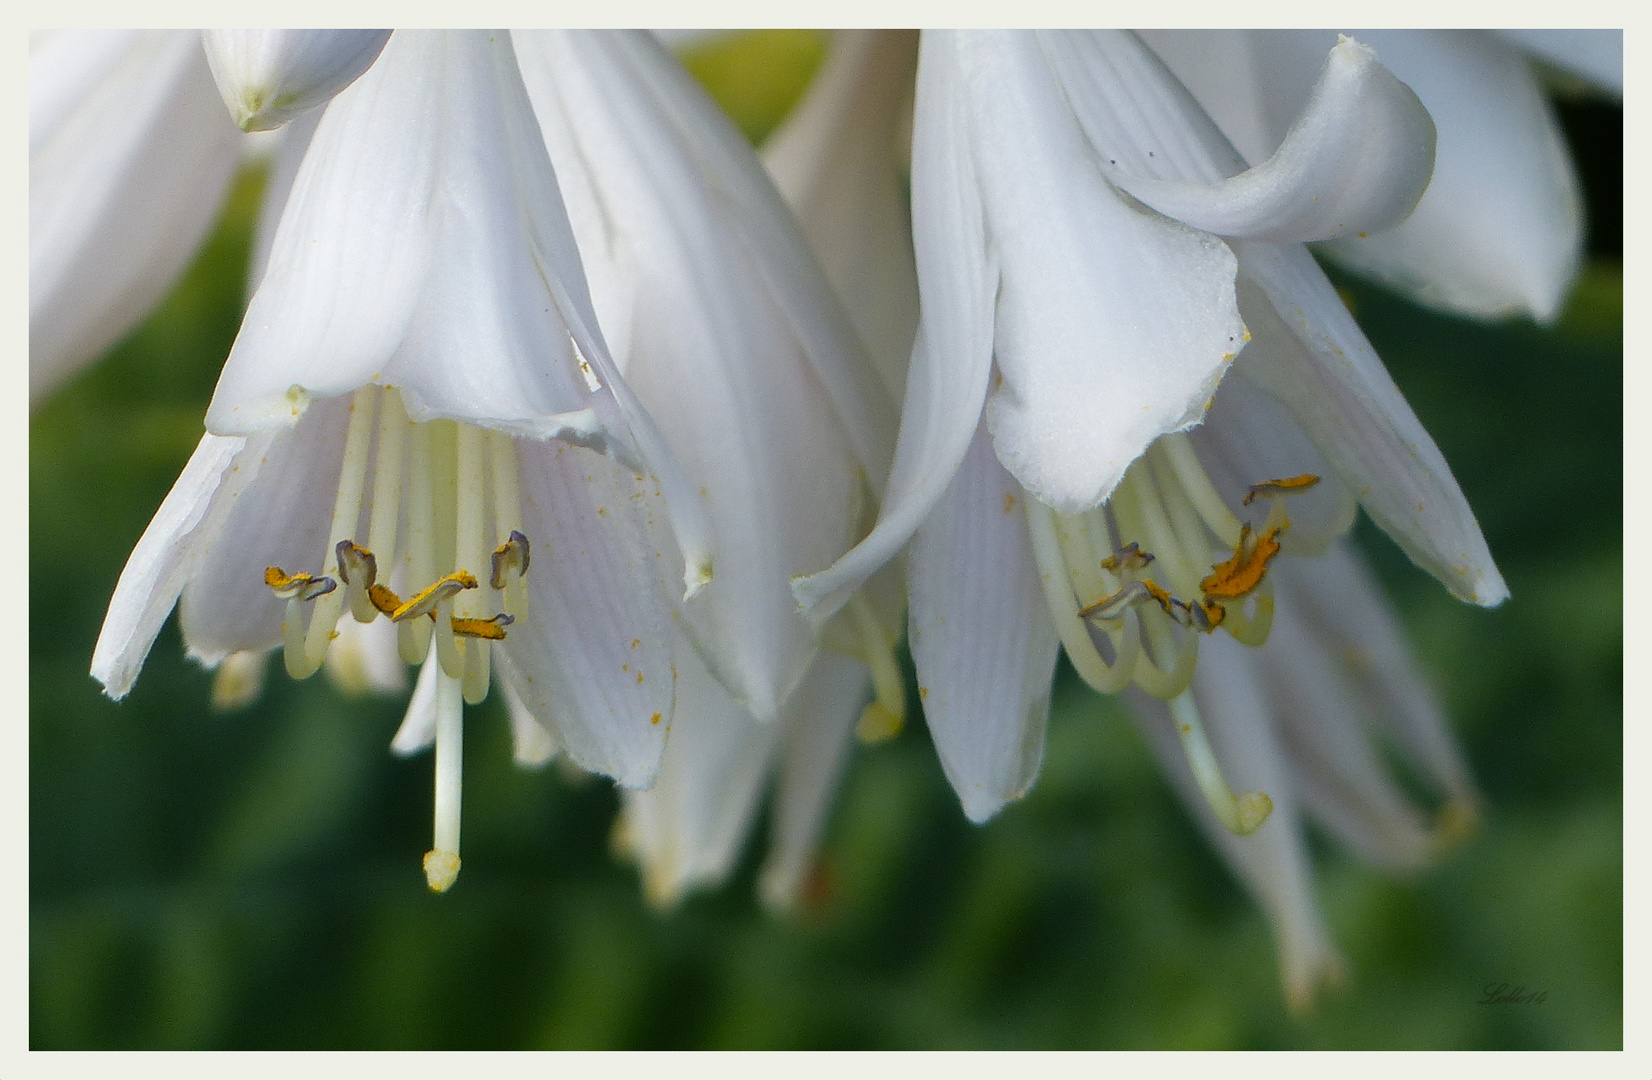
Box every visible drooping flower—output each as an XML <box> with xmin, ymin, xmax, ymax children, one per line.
<box><xmin>1140</xmin><ymin>29</ymin><xmax>1610</xmax><ymax>322</ymax></box>
<box><xmin>92</xmin><ymin>30</ymin><xmax>714</xmax><ymax>892</ymax></box>
<box><xmin>30</xmin><ymin>30</ymin><xmax>242</xmax><ymax>404</ymax></box>
<box><xmin>782</xmin><ymin>30</ymin><xmax>1506</xmax><ymax>1000</ymax></box>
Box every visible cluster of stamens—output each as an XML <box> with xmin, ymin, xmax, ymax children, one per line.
<box><xmin>260</xmin><ymin>384</ymin><xmax>534</xmax><ymax>892</ymax></box>
<box><xmin>1025</xmin><ymin>431</ymin><xmax>1345</xmax><ymax>837</ymax></box>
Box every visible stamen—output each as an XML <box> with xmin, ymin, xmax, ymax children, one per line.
<box><xmin>849</xmin><ymin>593</ymin><xmax>905</xmax><ymax>744</ymax></box>
<box><xmin>303</xmin><ymin>385</ymin><xmax>378</xmax><ymax>671</ymax></box>
<box><xmin>368</xmin><ymin>583</ymin><xmax>402</xmax><ymax>617</ymax></box>
<box><xmin>1242</xmin><ymin>473</ymin><xmax>1320</xmax><ymax>506</ymax></box>
<box><xmin>1131</xmin><ymin>607</ymin><xmax>1199</xmax><ymax>700</ymax></box>
<box><xmin>1158</xmin><ymin>434</ymin><xmax>1243</xmax><ymax>547</ymax></box>
<box><xmin>424</xmin><ymin>657</ymin><xmax>464</xmax><ymax>893</ymax></box>
<box><xmin>488</xmin><ymin>432</ymin><xmax>528</xmax><ymax>620</ymax></box>
<box><xmin>1079</xmin><ymin>580</ymin><xmax>1154</xmax><ymax>622</ymax></box>
<box><xmin>455</xmin><ymin>423</ymin><xmax>490</xmax><ymax>703</ymax></box>
<box><xmin>1099</xmin><ymin>542</ymin><xmax>1154</xmax><ymax>574</ymax></box>
<box><xmin>399</xmin><ymin>419</ymin><xmax>436</xmax><ymax>665</ymax></box>
<box><xmin>264</xmin><ymin>566</ymin><xmax>336</xmax><ymax>601</ymax></box>
<box><xmin>335</xmin><ymin>540</ymin><xmax>379</xmax><ymax>624</ymax></box>
<box><xmin>490</xmin><ymin>531</ymin><xmax>530</xmax><ymax>590</ymax></box>
<box><xmin>391</xmin><ymin>571</ymin><xmax>478</xmax><ymax>622</ymax></box>
<box><xmin>366</xmin><ymin>388</ymin><xmax>408</xmax><ymax>570</ymax></box>
<box><xmin>451</xmin><ymin>613</ymin><xmax>514</xmax><ymax>640</ymax></box>
<box><xmin>1201</xmin><ymin>524</ymin><xmax>1283</xmax><ymax>601</ymax></box>
<box><xmin>1026</xmin><ymin>498</ymin><xmax>1139</xmax><ymax>694</ymax></box>
<box><xmin>1168</xmin><ymin>690</ymin><xmax>1273</xmax><ymax>836</ymax></box>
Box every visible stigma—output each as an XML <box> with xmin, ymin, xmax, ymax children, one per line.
<box><xmin>259</xmin><ymin>385</ymin><xmax>533</xmax><ymax>891</ymax></box>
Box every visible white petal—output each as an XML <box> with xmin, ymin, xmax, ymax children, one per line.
<box><xmin>1320</xmin><ymin>31</ymin><xmax>1583</xmax><ymax>323</ymax></box>
<box><xmin>514</xmin><ymin>29</ymin><xmax>870</xmax><ymax>718</ymax></box>
<box><xmin>201</xmin><ymin>29</ymin><xmax>391</xmax><ymax>131</ymax></box>
<box><xmin>1496</xmin><ymin>29</ymin><xmax>1622</xmax><ymax>95</ymax></box>
<box><xmin>966</xmin><ymin>31</ymin><xmax>1244</xmax><ymax>512</ymax></box>
<box><xmin>791</xmin><ymin>32</ymin><xmax>998</xmax><ymax>623</ymax></box>
<box><xmin>1278</xmin><ymin>542</ymin><xmax>1476</xmax><ymax>803</ymax></box>
<box><xmin>1257</xmin><ymin>576</ymin><xmax>1439</xmax><ymax>869</ymax></box>
<box><xmin>323</xmin><ymin>614</ymin><xmax>408</xmax><ymax>697</ymax></box>
<box><xmin>494</xmin><ymin>440</ymin><xmax>678</xmax><ymax>789</ymax></box>
<box><xmin>206</xmin><ymin>31</ymin><xmax>600</xmax><ymax>439</ymax></box>
<box><xmin>620</xmin><ymin>633</ymin><xmax>787</xmax><ymax>906</ymax></box>
<box><xmin>1149</xmin><ymin>30</ymin><xmax>1584</xmax><ymax>322</ymax></box>
<box><xmin>390</xmin><ymin>641</ymin><xmax>441</xmax><ymax>757</ymax></box>
<box><xmin>1127</xmin><ymin>643</ymin><xmax>1344</xmax><ymax>1010</ymax></box>
<box><xmin>907</xmin><ymin>422</ymin><xmax>1060</xmax><ymax>823</ymax></box>
<box><xmin>1233</xmin><ymin>241</ymin><xmax>1507</xmax><ymax>606</ymax></box>
<box><xmin>758</xmin><ymin>652</ymin><xmax>870</xmax><ymax>909</ymax></box>
<box><xmin>178</xmin><ymin>394</ymin><xmax>352</xmax><ymax>664</ymax></box>
<box><xmin>762</xmin><ymin>30</ymin><xmax>922</xmax><ymax>400</ymax></box>
<box><xmin>30</xmin><ymin>30</ymin><xmax>242</xmax><ymax>405</ymax></box>
<box><xmin>1072</xmin><ymin>35</ymin><xmax>1435</xmax><ymax>243</ymax></box>
<box><xmin>249</xmin><ymin>105</ymin><xmax>321</xmax><ymax>291</ymax></box>
<box><xmin>91</xmin><ymin>431</ymin><xmax>270</xmax><ymax>699</ymax></box>
<box><xmin>603</xmin><ymin>31</ymin><xmax>898</xmax><ymax>494</ymax></box>
<box><xmin>501</xmin><ymin>678</ymin><xmax>559</xmax><ymax>767</ymax></box>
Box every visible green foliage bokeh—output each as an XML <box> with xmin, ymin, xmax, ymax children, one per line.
<box><xmin>29</xmin><ymin>35</ymin><xmax>1621</xmax><ymax>1049</ymax></box>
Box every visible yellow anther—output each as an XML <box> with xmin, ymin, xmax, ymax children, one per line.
<box><xmin>1100</xmin><ymin>541</ymin><xmax>1155</xmax><ymax>574</ymax></box>
<box><xmin>334</xmin><ymin>540</ymin><xmax>378</xmax><ymax>588</ymax></box>
<box><xmin>264</xmin><ymin>566</ymin><xmax>336</xmax><ymax>602</ymax></box>
<box><xmin>1079</xmin><ymin>580</ymin><xmax>1154</xmax><ymax>621</ymax></box>
<box><xmin>391</xmin><ymin>571</ymin><xmax>479</xmax><ymax>622</ymax></box>
<box><xmin>368</xmin><ymin>583</ymin><xmax>403</xmax><ymax>617</ymax></box>
<box><xmin>1200</xmin><ymin>525</ymin><xmax>1283</xmax><ymax>601</ymax></box>
<box><xmin>1242</xmin><ymin>473</ymin><xmax>1320</xmax><ymax>506</ymax></box>
<box><xmin>489</xmin><ymin>530</ymin><xmax>531</xmax><ymax>590</ymax></box>
<box><xmin>1140</xmin><ymin>579</ymin><xmax>1178</xmax><ymax>615</ymax></box>
<box><xmin>451</xmin><ymin>613</ymin><xmax>514</xmax><ymax>640</ymax></box>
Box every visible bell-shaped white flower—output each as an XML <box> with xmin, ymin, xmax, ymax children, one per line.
<box><xmin>511</xmin><ymin>30</ymin><xmax>898</xmax><ymax>722</ymax></box>
<box><xmin>30</xmin><ymin>30</ymin><xmax>242</xmax><ymax>404</ymax></box>
<box><xmin>201</xmin><ymin>29</ymin><xmax>392</xmax><ymax>131</ymax></box>
<box><xmin>92</xmin><ymin>30</ymin><xmax>714</xmax><ymax>893</ymax></box>
<box><xmin>1142</xmin><ymin>29</ymin><xmax>1593</xmax><ymax>322</ymax></box>
<box><xmin>796</xmin><ymin>30</ymin><xmax>1501</xmax><ymax>849</ymax></box>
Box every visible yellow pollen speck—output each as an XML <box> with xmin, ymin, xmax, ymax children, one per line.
<box><xmin>650</xmin><ymin>712</ymin><xmax>662</xmax><ymax>725</ymax></box>
<box><xmin>1003</xmin><ymin>492</ymin><xmax>1016</xmax><ymax>514</ymax></box>
<box><xmin>636</xmin><ymin>671</ymin><xmax>644</xmax><ymax>684</ymax></box>
<box><xmin>631</xmin><ymin>639</ymin><xmax>641</xmax><ymax>649</ymax></box>
<box><xmin>919</xmin><ymin>686</ymin><xmax>929</xmax><ymax>700</ymax></box>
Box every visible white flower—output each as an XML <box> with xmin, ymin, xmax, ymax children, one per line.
<box><xmin>30</xmin><ymin>30</ymin><xmax>242</xmax><ymax>404</ymax></box>
<box><xmin>92</xmin><ymin>30</ymin><xmax>713</xmax><ymax>892</ymax></box>
<box><xmin>90</xmin><ymin>29</ymin><xmax>897</xmax><ymax>901</ymax></box>
<box><xmin>1141</xmin><ymin>29</ymin><xmax>1613</xmax><ymax>322</ymax></box>
<box><xmin>786</xmin><ymin>31</ymin><xmax>1506</xmax><ymax>998</ymax></box>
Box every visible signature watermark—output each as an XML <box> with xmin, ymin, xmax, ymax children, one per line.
<box><xmin>1478</xmin><ymin>982</ymin><xmax>1548</xmax><ymax>1005</ymax></box>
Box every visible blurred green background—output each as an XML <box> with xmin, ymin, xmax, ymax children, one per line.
<box><xmin>30</xmin><ymin>32</ymin><xmax>1621</xmax><ymax>1049</ymax></box>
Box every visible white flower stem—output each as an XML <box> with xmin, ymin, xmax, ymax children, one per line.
<box><xmin>1025</xmin><ymin>498</ymin><xmax>1137</xmax><ymax>694</ymax></box>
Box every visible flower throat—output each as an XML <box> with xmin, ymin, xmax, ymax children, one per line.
<box><xmin>1026</xmin><ymin>430</ymin><xmax>1355</xmax><ymax>836</ymax></box>
<box><xmin>263</xmin><ymin>384</ymin><xmax>531</xmax><ymax>892</ymax></box>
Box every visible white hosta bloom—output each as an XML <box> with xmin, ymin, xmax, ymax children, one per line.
<box><xmin>93</xmin><ymin>30</ymin><xmax>714</xmax><ymax>893</ymax></box>
<box><xmin>201</xmin><ymin>29</ymin><xmax>391</xmax><ymax>131</ymax></box>
<box><xmin>796</xmin><ymin>31</ymin><xmax>1502</xmax><ymax>843</ymax></box>
<box><xmin>511</xmin><ymin>30</ymin><xmax>901</xmax><ymax>726</ymax></box>
<box><xmin>30</xmin><ymin>30</ymin><xmax>242</xmax><ymax>405</ymax></box>
<box><xmin>1141</xmin><ymin>29</ymin><xmax>1597</xmax><ymax>322</ymax></box>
